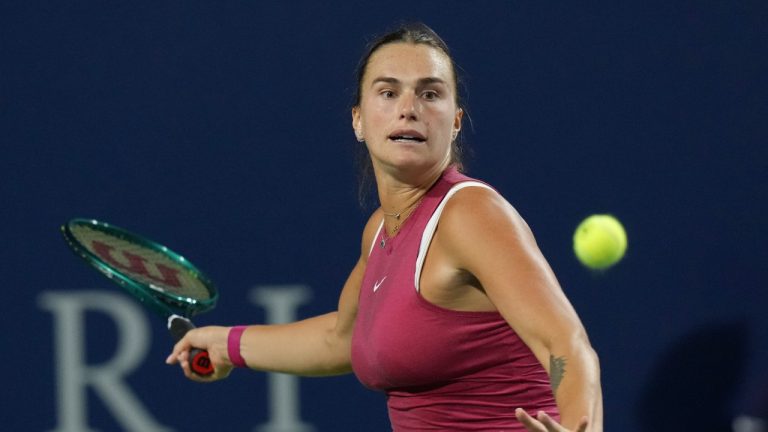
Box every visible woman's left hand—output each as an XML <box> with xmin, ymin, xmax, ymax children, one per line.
<box><xmin>515</xmin><ymin>408</ymin><xmax>588</xmax><ymax>432</ymax></box>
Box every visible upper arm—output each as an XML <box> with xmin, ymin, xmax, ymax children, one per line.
<box><xmin>333</xmin><ymin>211</ymin><xmax>383</xmax><ymax>342</ymax></box>
<box><xmin>438</xmin><ymin>187</ymin><xmax>587</xmax><ymax>365</ymax></box>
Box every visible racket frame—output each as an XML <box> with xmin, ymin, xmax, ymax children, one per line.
<box><xmin>61</xmin><ymin>218</ymin><xmax>218</xmax><ymax>318</ymax></box>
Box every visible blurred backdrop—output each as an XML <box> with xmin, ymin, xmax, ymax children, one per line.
<box><xmin>2</xmin><ymin>1</ymin><xmax>767</xmax><ymax>431</ymax></box>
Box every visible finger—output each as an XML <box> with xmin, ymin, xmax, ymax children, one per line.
<box><xmin>515</xmin><ymin>408</ymin><xmax>547</xmax><ymax>432</ymax></box>
<box><xmin>165</xmin><ymin>348</ymin><xmax>183</xmax><ymax>365</ymax></box>
<box><xmin>165</xmin><ymin>338</ymin><xmax>190</xmax><ymax>365</ymax></box>
<box><xmin>174</xmin><ymin>347</ymin><xmax>231</xmax><ymax>382</ymax></box>
<box><xmin>536</xmin><ymin>411</ymin><xmax>566</xmax><ymax>432</ymax></box>
<box><xmin>177</xmin><ymin>349</ymin><xmax>191</xmax><ymax>376</ymax></box>
<box><xmin>535</xmin><ymin>411</ymin><xmax>555</xmax><ymax>431</ymax></box>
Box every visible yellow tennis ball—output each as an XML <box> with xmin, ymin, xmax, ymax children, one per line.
<box><xmin>573</xmin><ymin>214</ymin><xmax>627</xmax><ymax>270</ymax></box>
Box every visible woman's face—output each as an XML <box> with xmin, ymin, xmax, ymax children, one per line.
<box><xmin>352</xmin><ymin>43</ymin><xmax>462</xmax><ymax>176</ymax></box>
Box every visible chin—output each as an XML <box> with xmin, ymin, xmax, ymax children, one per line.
<box><xmin>388</xmin><ymin>158</ymin><xmax>445</xmax><ymax>175</ymax></box>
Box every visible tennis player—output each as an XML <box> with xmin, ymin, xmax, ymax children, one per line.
<box><xmin>168</xmin><ymin>22</ymin><xmax>603</xmax><ymax>432</ymax></box>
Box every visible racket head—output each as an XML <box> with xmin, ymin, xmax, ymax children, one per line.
<box><xmin>62</xmin><ymin>218</ymin><xmax>218</xmax><ymax>318</ymax></box>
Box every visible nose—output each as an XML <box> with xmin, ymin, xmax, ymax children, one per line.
<box><xmin>398</xmin><ymin>93</ymin><xmax>418</xmax><ymax>121</ymax></box>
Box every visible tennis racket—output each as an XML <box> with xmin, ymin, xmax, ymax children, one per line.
<box><xmin>61</xmin><ymin>218</ymin><xmax>218</xmax><ymax>376</ymax></box>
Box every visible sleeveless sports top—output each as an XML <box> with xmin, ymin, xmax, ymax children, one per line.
<box><xmin>350</xmin><ymin>166</ymin><xmax>559</xmax><ymax>431</ymax></box>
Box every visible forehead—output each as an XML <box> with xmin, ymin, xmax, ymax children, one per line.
<box><xmin>363</xmin><ymin>43</ymin><xmax>455</xmax><ymax>85</ymax></box>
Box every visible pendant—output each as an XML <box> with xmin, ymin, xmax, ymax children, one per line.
<box><xmin>380</xmin><ymin>238</ymin><xmax>386</xmax><ymax>248</ymax></box>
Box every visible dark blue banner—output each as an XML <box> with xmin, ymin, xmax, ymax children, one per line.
<box><xmin>3</xmin><ymin>1</ymin><xmax>767</xmax><ymax>431</ymax></box>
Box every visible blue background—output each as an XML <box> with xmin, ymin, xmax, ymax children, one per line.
<box><xmin>3</xmin><ymin>1</ymin><xmax>767</xmax><ymax>430</ymax></box>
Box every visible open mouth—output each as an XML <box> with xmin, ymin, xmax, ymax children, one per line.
<box><xmin>388</xmin><ymin>132</ymin><xmax>426</xmax><ymax>143</ymax></box>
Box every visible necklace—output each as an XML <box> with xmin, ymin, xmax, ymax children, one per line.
<box><xmin>382</xmin><ymin>210</ymin><xmax>404</xmax><ymax>220</ymax></box>
<box><xmin>380</xmin><ymin>198</ymin><xmax>423</xmax><ymax>248</ymax></box>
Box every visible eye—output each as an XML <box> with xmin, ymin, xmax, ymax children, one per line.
<box><xmin>380</xmin><ymin>90</ymin><xmax>396</xmax><ymax>99</ymax></box>
<box><xmin>421</xmin><ymin>90</ymin><xmax>439</xmax><ymax>100</ymax></box>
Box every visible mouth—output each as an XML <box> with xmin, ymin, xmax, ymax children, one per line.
<box><xmin>388</xmin><ymin>130</ymin><xmax>426</xmax><ymax>143</ymax></box>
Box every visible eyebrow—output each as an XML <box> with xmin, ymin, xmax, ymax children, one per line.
<box><xmin>370</xmin><ymin>76</ymin><xmax>448</xmax><ymax>87</ymax></box>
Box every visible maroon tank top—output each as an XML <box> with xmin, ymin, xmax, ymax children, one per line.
<box><xmin>351</xmin><ymin>166</ymin><xmax>559</xmax><ymax>431</ymax></box>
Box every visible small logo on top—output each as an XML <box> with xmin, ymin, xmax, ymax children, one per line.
<box><xmin>373</xmin><ymin>276</ymin><xmax>387</xmax><ymax>292</ymax></box>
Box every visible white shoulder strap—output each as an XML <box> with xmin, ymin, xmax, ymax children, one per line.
<box><xmin>414</xmin><ymin>181</ymin><xmax>494</xmax><ymax>292</ymax></box>
<box><xmin>368</xmin><ymin>219</ymin><xmax>385</xmax><ymax>257</ymax></box>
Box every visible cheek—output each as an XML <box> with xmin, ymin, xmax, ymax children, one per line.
<box><xmin>362</xmin><ymin>103</ymin><xmax>393</xmax><ymax>129</ymax></box>
<box><xmin>430</xmin><ymin>107</ymin><xmax>458</xmax><ymax>131</ymax></box>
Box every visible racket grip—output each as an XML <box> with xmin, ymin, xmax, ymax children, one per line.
<box><xmin>168</xmin><ymin>315</ymin><xmax>214</xmax><ymax>376</ymax></box>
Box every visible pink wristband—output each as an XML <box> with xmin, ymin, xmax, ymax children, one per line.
<box><xmin>227</xmin><ymin>326</ymin><xmax>248</xmax><ymax>368</ymax></box>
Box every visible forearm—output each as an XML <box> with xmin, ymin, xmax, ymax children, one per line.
<box><xmin>550</xmin><ymin>337</ymin><xmax>603</xmax><ymax>431</ymax></box>
<box><xmin>238</xmin><ymin>311</ymin><xmax>353</xmax><ymax>377</ymax></box>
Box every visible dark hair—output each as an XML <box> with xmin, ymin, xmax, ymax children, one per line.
<box><xmin>352</xmin><ymin>22</ymin><xmax>469</xmax><ymax>207</ymax></box>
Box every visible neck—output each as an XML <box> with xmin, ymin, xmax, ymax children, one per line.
<box><xmin>374</xmin><ymin>162</ymin><xmax>449</xmax><ymax>215</ymax></box>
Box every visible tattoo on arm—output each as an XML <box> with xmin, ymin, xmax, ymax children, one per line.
<box><xmin>549</xmin><ymin>355</ymin><xmax>567</xmax><ymax>395</ymax></box>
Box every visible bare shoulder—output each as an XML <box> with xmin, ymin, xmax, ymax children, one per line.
<box><xmin>434</xmin><ymin>183</ymin><xmax>551</xmax><ymax>288</ymax></box>
<box><xmin>440</xmin><ymin>185</ymin><xmax>535</xmax><ymax>246</ymax></box>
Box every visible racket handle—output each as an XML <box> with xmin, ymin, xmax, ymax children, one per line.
<box><xmin>168</xmin><ymin>315</ymin><xmax>214</xmax><ymax>376</ymax></box>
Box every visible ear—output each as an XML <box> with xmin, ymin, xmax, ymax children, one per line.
<box><xmin>351</xmin><ymin>106</ymin><xmax>364</xmax><ymax>141</ymax></box>
<box><xmin>452</xmin><ymin>108</ymin><xmax>463</xmax><ymax>140</ymax></box>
